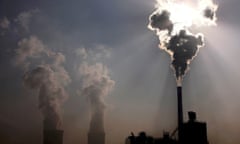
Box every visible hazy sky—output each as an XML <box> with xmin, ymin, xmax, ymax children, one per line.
<box><xmin>1</xmin><ymin>0</ymin><xmax>240</xmax><ymax>144</ymax></box>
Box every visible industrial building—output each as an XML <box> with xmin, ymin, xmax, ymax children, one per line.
<box><xmin>126</xmin><ymin>87</ymin><xmax>209</xmax><ymax>144</ymax></box>
<box><xmin>126</xmin><ymin>111</ymin><xmax>208</xmax><ymax>144</ymax></box>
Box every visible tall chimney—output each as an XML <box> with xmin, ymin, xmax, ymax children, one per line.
<box><xmin>177</xmin><ymin>86</ymin><xmax>183</xmax><ymax>143</ymax></box>
<box><xmin>43</xmin><ymin>120</ymin><xmax>63</xmax><ymax>144</ymax></box>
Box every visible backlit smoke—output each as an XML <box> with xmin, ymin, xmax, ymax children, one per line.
<box><xmin>15</xmin><ymin>36</ymin><xmax>71</xmax><ymax>130</ymax></box>
<box><xmin>77</xmin><ymin>48</ymin><xmax>115</xmax><ymax>133</ymax></box>
<box><xmin>148</xmin><ymin>0</ymin><xmax>217</xmax><ymax>86</ymax></box>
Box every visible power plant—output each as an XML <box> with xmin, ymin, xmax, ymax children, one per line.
<box><xmin>39</xmin><ymin>87</ymin><xmax>209</xmax><ymax>144</ymax></box>
<box><xmin>144</xmin><ymin>0</ymin><xmax>217</xmax><ymax>142</ymax></box>
<box><xmin>126</xmin><ymin>86</ymin><xmax>209</xmax><ymax>144</ymax></box>
<box><xmin>10</xmin><ymin>1</ymin><xmax>216</xmax><ymax>144</ymax></box>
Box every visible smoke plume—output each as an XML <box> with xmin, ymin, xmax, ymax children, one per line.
<box><xmin>0</xmin><ymin>17</ymin><xmax>10</xmax><ymax>29</ymax></box>
<box><xmin>77</xmin><ymin>48</ymin><xmax>115</xmax><ymax>133</ymax></box>
<box><xmin>15</xmin><ymin>36</ymin><xmax>45</xmax><ymax>69</ymax></box>
<box><xmin>15</xmin><ymin>36</ymin><xmax>71</xmax><ymax>130</ymax></box>
<box><xmin>148</xmin><ymin>0</ymin><xmax>217</xmax><ymax>85</ymax></box>
<box><xmin>14</xmin><ymin>9</ymin><xmax>39</xmax><ymax>31</ymax></box>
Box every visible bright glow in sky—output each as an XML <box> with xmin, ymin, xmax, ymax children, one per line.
<box><xmin>156</xmin><ymin>0</ymin><xmax>217</xmax><ymax>27</ymax></box>
<box><xmin>149</xmin><ymin>0</ymin><xmax>218</xmax><ymax>42</ymax></box>
<box><xmin>148</xmin><ymin>0</ymin><xmax>218</xmax><ymax>85</ymax></box>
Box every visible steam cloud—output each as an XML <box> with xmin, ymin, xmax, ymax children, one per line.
<box><xmin>77</xmin><ymin>48</ymin><xmax>115</xmax><ymax>133</ymax></box>
<box><xmin>15</xmin><ymin>36</ymin><xmax>71</xmax><ymax>130</ymax></box>
<box><xmin>14</xmin><ymin>9</ymin><xmax>39</xmax><ymax>31</ymax></box>
<box><xmin>148</xmin><ymin>0</ymin><xmax>217</xmax><ymax>85</ymax></box>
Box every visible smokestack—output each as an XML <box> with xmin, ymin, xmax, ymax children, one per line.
<box><xmin>177</xmin><ymin>86</ymin><xmax>183</xmax><ymax>143</ymax></box>
<box><xmin>43</xmin><ymin>120</ymin><xmax>63</xmax><ymax>144</ymax></box>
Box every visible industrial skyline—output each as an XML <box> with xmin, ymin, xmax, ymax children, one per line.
<box><xmin>1</xmin><ymin>0</ymin><xmax>240</xmax><ymax>144</ymax></box>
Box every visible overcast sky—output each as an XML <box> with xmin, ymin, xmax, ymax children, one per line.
<box><xmin>1</xmin><ymin>0</ymin><xmax>240</xmax><ymax>144</ymax></box>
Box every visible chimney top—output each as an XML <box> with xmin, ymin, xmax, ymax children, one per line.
<box><xmin>188</xmin><ymin>111</ymin><xmax>197</xmax><ymax>122</ymax></box>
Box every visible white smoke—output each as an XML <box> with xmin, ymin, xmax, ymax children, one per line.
<box><xmin>14</xmin><ymin>9</ymin><xmax>39</xmax><ymax>31</ymax></box>
<box><xmin>15</xmin><ymin>36</ymin><xmax>45</xmax><ymax>70</ymax></box>
<box><xmin>77</xmin><ymin>47</ymin><xmax>115</xmax><ymax>133</ymax></box>
<box><xmin>15</xmin><ymin>36</ymin><xmax>71</xmax><ymax>130</ymax></box>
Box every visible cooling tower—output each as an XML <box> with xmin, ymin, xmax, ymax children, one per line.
<box><xmin>43</xmin><ymin>120</ymin><xmax>63</xmax><ymax>144</ymax></box>
<box><xmin>43</xmin><ymin>130</ymin><xmax>63</xmax><ymax>144</ymax></box>
<box><xmin>88</xmin><ymin>132</ymin><xmax>105</xmax><ymax>144</ymax></box>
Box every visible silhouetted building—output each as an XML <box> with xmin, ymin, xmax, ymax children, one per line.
<box><xmin>181</xmin><ymin>111</ymin><xmax>208</xmax><ymax>144</ymax></box>
<box><xmin>88</xmin><ymin>132</ymin><xmax>105</xmax><ymax>144</ymax></box>
<box><xmin>155</xmin><ymin>132</ymin><xmax>177</xmax><ymax>144</ymax></box>
<box><xmin>126</xmin><ymin>132</ymin><xmax>177</xmax><ymax>144</ymax></box>
<box><xmin>126</xmin><ymin>111</ymin><xmax>208</xmax><ymax>144</ymax></box>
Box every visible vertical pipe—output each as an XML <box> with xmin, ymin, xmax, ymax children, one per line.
<box><xmin>177</xmin><ymin>86</ymin><xmax>183</xmax><ymax>143</ymax></box>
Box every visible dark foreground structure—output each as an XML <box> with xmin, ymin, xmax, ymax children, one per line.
<box><xmin>181</xmin><ymin>112</ymin><xmax>208</xmax><ymax>144</ymax></box>
<box><xmin>43</xmin><ymin>130</ymin><xmax>63</xmax><ymax>144</ymax></box>
<box><xmin>43</xmin><ymin>119</ymin><xmax>63</xmax><ymax>144</ymax></box>
<box><xmin>177</xmin><ymin>87</ymin><xmax>183</xmax><ymax>143</ymax></box>
<box><xmin>126</xmin><ymin>111</ymin><xmax>208</xmax><ymax>144</ymax></box>
<box><xmin>126</xmin><ymin>132</ymin><xmax>177</xmax><ymax>144</ymax></box>
<box><xmin>88</xmin><ymin>132</ymin><xmax>105</xmax><ymax>144</ymax></box>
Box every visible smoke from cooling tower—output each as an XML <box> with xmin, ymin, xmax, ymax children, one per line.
<box><xmin>148</xmin><ymin>0</ymin><xmax>217</xmax><ymax>85</ymax></box>
<box><xmin>77</xmin><ymin>48</ymin><xmax>115</xmax><ymax>133</ymax></box>
<box><xmin>80</xmin><ymin>62</ymin><xmax>114</xmax><ymax>133</ymax></box>
<box><xmin>15</xmin><ymin>36</ymin><xmax>71</xmax><ymax>130</ymax></box>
